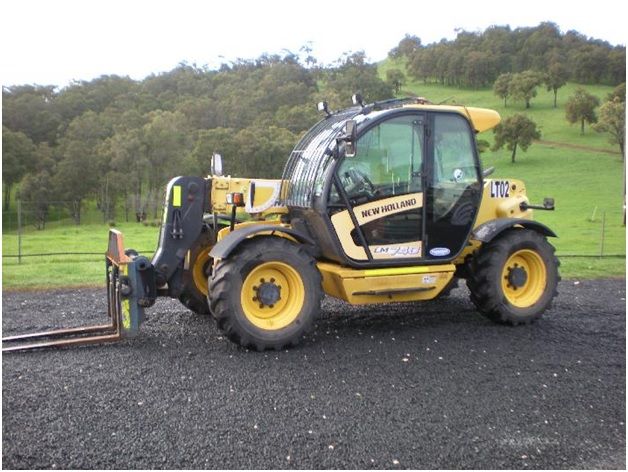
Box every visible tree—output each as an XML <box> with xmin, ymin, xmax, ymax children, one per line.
<box><xmin>544</xmin><ymin>61</ymin><xmax>569</xmax><ymax>108</ymax></box>
<box><xmin>520</xmin><ymin>22</ymin><xmax>562</xmax><ymax>70</ymax></box>
<box><xmin>571</xmin><ymin>45</ymin><xmax>608</xmax><ymax>84</ymax></box>
<box><xmin>607</xmin><ymin>47</ymin><xmax>626</xmax><ymax>86</ymax></box>
<box><xmin>18</xmin><ymin>171</ymin><xmax>53</xmax><ymax>230</ymax></box>
<box><xmin>53</xmin><ymin>111</ymin><xmax>113</xmax><ymax>224</ymax></box>
<box><xmin>55</xmin><ymin>75</ymin><xmax>137</xmax><ymax>126</ymax></box>
<box><xmin>2</xmin><ymin>126</ymin><xmax>37</xmax><ymax>210</ymax></box>
<box><xmin>596</xmin><ymin>86</ymin><xmax>627</xmax><ymax>226</ymax></box>
<box><xmin>2</xmin><ymin>85</ymin><xmax>61</xmax><ymax>144</ymax></box>
<box><xmin>481</xmin><ymin>25</ymin><xmax>514</xmax><ymax>74</ymax></box>
<box><xmin>493</xmin><ymin>73</ymin><xmax>513</xmax><ymax>107</ymax></box>
<box><xmin>434</xmin><ymin>44</ymin><xmax>454</xmax><ymax>85</ymax></box>
<box><xmin>141</xmin><ymin>110</ymin><xmax>191</xmax><ymax>210</ymax></box>
<box><xmin>324</xmin><ymin>52</ymin><xmax>393</xmax><ymax>108</ymax></box>
<box><xmin>189</xmin><ymin>127</ymin><xmax>240</xmax><ymax>177</ymax></box>
<box><xmin>476</xmin><ymin>139</ymin><xmax>490</xmax><ymax>154</ymax></box>
<box><xmin>388</xmin><ymin>35</ymin><xmax>422</xmax><ymax>59</ymax></box>
<box><xmin>408</xmin><ymin>47</ymin><xmax>439</xmax><ymax>84</ymax></box>
<box><xmin>273</xmin><ymin>104</ymin><xmax>319</xmax><ymax>134</ymax></box>
<box><xmin>509</xmin><ymin>71</ymin><xmax>543</xmax><ymax>109</ymax></box>
<box><xmin>462</xmin><ymin>51</ymin><xmax>497</xmax><ymax>88</ymax></box>
<box><xmin>594</xmin><ymin>98</ymin><xmax>625</xmax><ymax>160</ymax></box>
<box><xmin>565</xmin><ymin>88</ymin><xmax>600</xmax><ymax>135</ymax></box>
<box><xmin>256</xmin><ymin>58</ymin><xmax>317</xmax><ymax>112</ymax></box>
<box><xmin>233</xmin><ymin>125</ymin><xmax>297</xmax><ymax>178</ymax></box>
<box><xmin>607</xmin><ymin>82</ymin><xmax>626</xmax><ymax>103</ymax></box>
<box><xmin>491</xmin><ymin>114</ymin><xmax>541</xmax><ymax>163</ymax></box>
<box><xmin>103</xmin><ymin>127</ymin><xmax>149</xmax><ymax>221</ymax></box>
<box><xmin>386</xmin><ymin>69</ymin><xmax>406</xmax><ymax>95</ymax></box>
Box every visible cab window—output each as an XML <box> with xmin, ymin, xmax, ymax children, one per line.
<box><xmin>432</xmin><ymin>114</ymin><xmax>479</xmax><ymax>188</ymax></box>
<box><xmin>333</xmin><ymin>115</ymin><xmax>423</xmax><ymax>205</ymax></box>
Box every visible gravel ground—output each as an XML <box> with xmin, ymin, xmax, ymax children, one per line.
<box><xmin>2</xmin><ymin>279</ymin><xmax>625</xmax><ymax>469</ymax></box>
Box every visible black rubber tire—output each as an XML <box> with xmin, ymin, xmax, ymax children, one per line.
<box><xmin>466</xmin><ymin>228</ymin><xmax>560</xmax><ymax>325</ymax></box>
<box><xmin>178</xmin><ymin>228</ymin><xmax>218</xmax><ymax>315</ymax></box>
<box><xmin>208</xmin><ymin>237</ymin><xmax>322</xmax><ymax>351</ymax></box>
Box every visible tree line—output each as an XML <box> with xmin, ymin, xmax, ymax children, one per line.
<box><xmin>391</xmin><ymin>22</ymin><xmax>625</xmax><ymax>89</ymax></box>
<box><xmin>2</xmin><ymin>51</ymin><xmax>393</xmax><ymax>227</ymax></box>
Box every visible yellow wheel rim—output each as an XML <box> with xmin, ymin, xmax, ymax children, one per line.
<box><xmin>241</xmin><ymin>261</ymin><xmax>305</xmax><ymax>330</ymax></box>
<box><xmin>192</xmin><ymin>246</ymin><xmax>213</xmax><ymax>297</ymax></box>
<box><xmin>501</xmin><ymin>249</ymin><xmax>547</xmax><ymax>308</ymax></box>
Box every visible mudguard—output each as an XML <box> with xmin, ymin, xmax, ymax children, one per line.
<box><xmin>471</xmin><ymin>218</ymin><xmax>557</xmax><ymax>243</ymax></box>
<box><xmin>210</xmin><ymin>224</ymin><xmax>316</xmax><ymax>259</ymax></box>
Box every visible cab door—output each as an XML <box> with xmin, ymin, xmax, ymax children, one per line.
<box><xmin>424</xmin><ymin>113</ymin><xmax>482</xmax><ymax>260</ymax></box>
<box><xmin>328</xmin><ymin>113</ymin><xmax>426</xmax><ymax>263</ymax></box>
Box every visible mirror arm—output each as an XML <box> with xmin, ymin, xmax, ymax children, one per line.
<box><xmin>337</xmin><ymin>119</ymin><xmax>358</xmax><ymax>158</ymax></box>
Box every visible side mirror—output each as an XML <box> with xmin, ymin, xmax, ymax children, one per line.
<box><xmin>543</xmin><ymin>197</ymin><xmax>555</xmax><ymax>210</ymax></box>
<box><xmin>211</xmin><ymin>153</ymin><xmax>223</xmax><ymax>176</ymax></box>
<box><xmin>317</xmin><ymin>101</ymin><xmax>331</xmax><ymax>117</ymax></box>
<box><xmin>352</xmin><ymin>93</ymin><xmax>365</xmax><ymax>107</ymax></box>
<box><xmin>343</xmin><ymin>120</ymin><xmax>357</xmax><ymax>158</ymax></box>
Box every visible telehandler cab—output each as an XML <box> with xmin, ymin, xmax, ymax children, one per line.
<box><xmin>3</xmin><ymin>96</ymin><xmax>559</xmax><ymax>352</ymax></box>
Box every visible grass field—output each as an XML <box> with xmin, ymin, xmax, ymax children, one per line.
<box><xmin>2</xmin><ymin>65</ymin><xmax>625</xmax><ymax>289</ymax></box>
<box><xmin>2</xmin><ymin>223</ymin><xmax>160</xmax><ymax>289</ymax></box>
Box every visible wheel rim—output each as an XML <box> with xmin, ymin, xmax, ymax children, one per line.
<box><xmin>192</xmin><ymin>247</ymin><xmax>213</xmax><ymax>296</ymax></box>
<box><xmin>501</xmin><ymin>249</ymin><xmax>547</xmax><ymax>308</ymax></box>
<box><xmin>241</xmin><ymin>261</ymin><xmax>305</xmax><ymax>330</ymax></box>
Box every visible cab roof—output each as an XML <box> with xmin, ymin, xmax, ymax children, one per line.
<box><xmin>404</xmin><ymin>104</ymin><xmax>501</xmax><ymax>133</ymax></box>
<box><xmin>402</xmin><ymin>103</ymin><xmax>501</xmax><ymax>132</ymax></box>
<box><xmin>356</xmin><ymin>96</ymin><xmax>501</xmax><ymax>132</ymax></box>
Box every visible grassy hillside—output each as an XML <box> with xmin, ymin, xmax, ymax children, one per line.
<box><xmin>380</xmin><ymin>58</ymin><xmax>619</xmax><ymax>150</ymax></box>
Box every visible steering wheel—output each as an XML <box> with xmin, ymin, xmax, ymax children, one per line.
<box><xmin>344</xmin><ymin>167</ymin><xmax>377</xmax><ymax>198</ymax></box>
<box><xmin>451</xmin><ymin>168</ymin><xmax>464</xmax><ymax>182</ymax></box>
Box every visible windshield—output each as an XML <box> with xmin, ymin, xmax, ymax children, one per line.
<box><xmin>281</xmin><ymin>108</ymin><xmax>361</xmax><ymax>208</ymax></box>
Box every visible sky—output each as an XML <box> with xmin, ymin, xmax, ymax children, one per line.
<box><xmin>1</xmin><ymin>0</ymin><xmax>626</xmax><ymax>88</ymax></box>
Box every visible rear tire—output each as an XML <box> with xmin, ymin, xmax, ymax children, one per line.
<box><xmin>178</xmin><ymin>227</ymin><xmax>219</xmax><ymax>315</ymax></box>
<box><xmin>208</xmin><ymin>237</ymin><xmax>322</xmax><ymax>351</ymax></box>
<box><xmin>466</xmin><ymin>228</ymin><xmax>560</xmax><ymax>325</ymax></box>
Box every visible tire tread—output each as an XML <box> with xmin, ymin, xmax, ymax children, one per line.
<box><xmin>466</xmin><ymin>228</ymin><xmax>560</xmax><ymax>325</ymax></box>
<box><xmin>208</xmin><ymin>237</ymin><xmax>322</xmax><ymax>351</ymax></box>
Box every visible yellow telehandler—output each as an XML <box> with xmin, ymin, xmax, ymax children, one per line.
<box><xmin>3</xmin><ymin>96</ymin><xmax>559</xmax><ymax>352</ymax></box>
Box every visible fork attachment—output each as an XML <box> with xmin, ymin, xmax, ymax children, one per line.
<box><xmin>2</xmin><ymin>230</ymin><xmax>154</xmax><ymax>353</ymax></box>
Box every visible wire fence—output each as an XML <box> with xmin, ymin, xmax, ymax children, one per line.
<box><xmin>2</xmin><ymin>199</ymin><xmax>165</xmax><ymax>265</ymax></box>
<box><xmin>3</xmin><ymin>251</ymin><xmax>156</xmax><ymax>258</ymax></box>
<box><xmin>5</xmin><ymin>253</ymin><xmax>624</xmax><ymax>260</ymax></box>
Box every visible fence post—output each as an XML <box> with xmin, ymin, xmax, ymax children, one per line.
<box><xmin>17</xmin><ymin>199</ymin><xmax>22</xmax><ymax>264</ymax></box>
<box><xmin>600</xmin><ymin>211</ymin><xmax>606</xmax><ymax>257</ymax></box>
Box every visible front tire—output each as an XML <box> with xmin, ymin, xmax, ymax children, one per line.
<box><xmin>466</xmin><ymin>228</ymin><xmax>560</xmax><ymax>325</ymax></box>
<box><xmin>208</xmin><ymin>237</ymin><xmax>322</xmax><ymax>351</ymax></box>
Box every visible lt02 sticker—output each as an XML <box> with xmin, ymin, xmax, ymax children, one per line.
<box><xmin>490</xmin><ymin>180</ymin><xmax>510</xmax><ymax>198</ymax></box>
